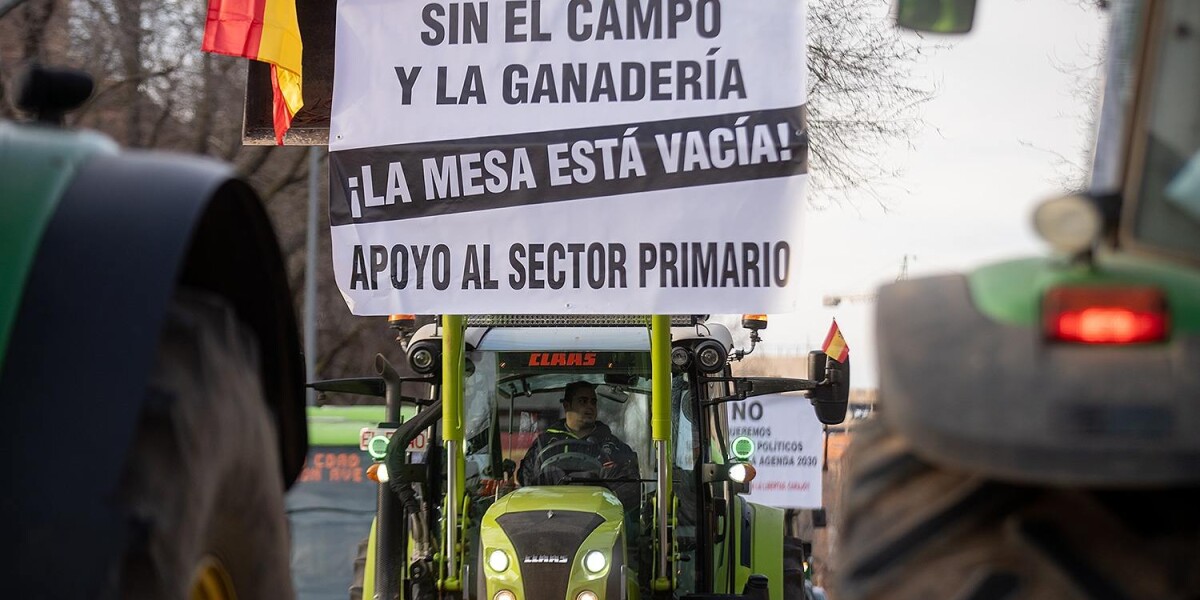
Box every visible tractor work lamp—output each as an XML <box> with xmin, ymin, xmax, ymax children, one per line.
<box><xmin>670</xmin><ymin>346</ymin><xmax>691</xmax><ymax>371</ymax></box>
<box><xmin>1043</xmin><ymin>286</ymin><xmax>1168</xmax><ymax>344</ymax></box>
<box><xmin>694</xmin><ymin>340</ymin><xmax>728</xmax><ymax>373</ymax></box>
<box><xmin>702</xmin><ymin>459</ymin><xmax>758</xmax><ymax>485</ymax></box>
<box><xmin>1033</xmin><ymin>194</ymin><xmax>1104</xmax><ymax>255</ymax></box>
<box><xmin>728</xmin><ymin>463</ymin><xmax>757</xmax><ymax>485</ymax></box>
<box><xmin>408</xmin><ymin>339</ymin><xmax>440</xmax><ymax>374</ymax></box>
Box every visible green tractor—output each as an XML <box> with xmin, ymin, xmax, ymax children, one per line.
<box><xmin>0</xmin><ymin>66</ymin><xmax>307</xmax><ymax>598</ymax></box>
<box><xmin>840</xmin><ymin>1</ymin><xmax>1200</xmax><ymax>598</ymax></box>
<box><xmin>329</xmin><ymin>314</ymin><xmax>848</xmax><ymax>600</ymax></box>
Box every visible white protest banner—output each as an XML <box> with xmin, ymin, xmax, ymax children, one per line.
<box><xmin>728</xmin><ymin>393</ymin><xmax>823</xmax><ymax>508</ymax></box>
<box><xmin>330</xmin><ymin>0</ymin><xmax>808</xmax><ymax>315</ymax></box>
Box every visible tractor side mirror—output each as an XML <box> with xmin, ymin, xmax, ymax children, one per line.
<box><xmin>893</xmin><ymin>0</ymin><xmax>977</xmax><ymax>34</ymax></box>
<box><xmin>807</xmin><ymin>351</ymin><xmax>849</xmax><ymax>425</ymax></box>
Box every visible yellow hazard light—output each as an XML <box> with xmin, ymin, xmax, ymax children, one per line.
<box><xmin>741</xmin><ymin>314</ymin><xmax>768</xmax><ymax>331</ymax></box>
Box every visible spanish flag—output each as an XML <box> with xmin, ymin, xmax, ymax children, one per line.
<box><xmin>202</xmin><ymin>0</ymin><xmax>303</xmax><ymax>145</ymax></box>
<box><xmin>822</xmin><ymin>319</ymin><xmax>849</xmax><ymax>363</ymax></box>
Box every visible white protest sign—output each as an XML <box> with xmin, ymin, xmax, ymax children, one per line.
<box><xmin>330</xmin><ymin>0</ymin><xmax>808</xmax><ymax>315</ymax></box>
<box><xmin>728</xmin><ymin>393</ymin><xmax>823</xmax><ymax>508</ymax></box>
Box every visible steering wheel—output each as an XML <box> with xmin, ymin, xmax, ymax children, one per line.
<box><xmin>535</xmin><ymin>439</ymin><xmax>604</xmax><ymax>483</ymax></box>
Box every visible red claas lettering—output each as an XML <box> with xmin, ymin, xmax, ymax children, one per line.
<box><xmin>527</xmin><ymin>352</ymin><xmax>597</xmax><ymax>367</ymax></box>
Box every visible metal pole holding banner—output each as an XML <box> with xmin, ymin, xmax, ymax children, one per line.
<box><xmin>650</xmin><ymin>315</ymin><xmax>673</xmax><ymax>593</ymax></box>
<box><xmin>303</xmin><ymin>146</ymin><xmax>320</xmax><ymax>406</ymax></box>
<box><xmin>442</xmin><ymin>315</ymin><xmax>466</xmax><ymax>591</ymax></box>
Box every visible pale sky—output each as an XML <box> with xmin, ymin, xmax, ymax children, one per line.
<box><xmin>743</xmin><ymin>0</ymin><xmax>1109</xmax><ymax>388</ymax></box>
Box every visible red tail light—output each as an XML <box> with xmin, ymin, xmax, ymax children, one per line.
<box><xmin>1043</xmin><ymin>286</ymin><xmax>1168</xmax><ymax>344</ymax></box>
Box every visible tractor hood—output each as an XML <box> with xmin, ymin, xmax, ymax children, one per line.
<box><xmin>480</xmin><ymin>487</ymin><xmax>629</xmax><ymax>600</ymax></box>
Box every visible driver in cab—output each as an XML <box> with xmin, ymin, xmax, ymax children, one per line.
<box><xmin>517</xmin><ymin>380</ymin><xmax>640</xmax><ymax>507</ymax></box>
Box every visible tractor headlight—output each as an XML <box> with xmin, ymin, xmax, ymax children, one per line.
<box><xmin>729</xmin><ymin>463</ymin><xmax>757</xmax><ymax>484</ymax></box>
<box><xmin>488</xmin><ymin>550</ymin><xmax>510</xmax><ymax>572</ymax></box>
<box><xmin>577</xmin><ymin>591</ymin><xmax>598</xmax><ymax>600</ymax></box>
<box><xmin>495</xmin><ymin>591</ymin><xmax>515</xmax><ymax>600</ymax></box>
<box><xmin>583</xmin><ymin>550</ymin><xmax>607</xmax><ymax>574</ymax></box>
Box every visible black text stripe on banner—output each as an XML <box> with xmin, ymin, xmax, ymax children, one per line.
<box><xmin>329</xmin><ymin>105</ymin><xmax>808</xmax><ymax>226</ymax></box>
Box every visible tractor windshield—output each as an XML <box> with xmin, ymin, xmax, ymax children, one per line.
<box><xmin>462</xmin><ymin>349</ymin><xmax>654</xmax><ymax>504</ymax></box>
<box><xmin>1128</xmin><ymin>0</ymin><xmax>1200</xmax><ymax>261</ymax></box>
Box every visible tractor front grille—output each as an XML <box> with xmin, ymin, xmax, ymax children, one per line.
<box><xmin>497</xmin><ymin>511</ymin><xmax>605</xmax><ymax>600</ymax></box>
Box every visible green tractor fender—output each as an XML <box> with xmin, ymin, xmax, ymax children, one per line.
<box><xmin>0</xmin><ymin>122</ymin><xmax>306</xmax><ymax>595</ymax></box>
<box><xmin>875</xmin><ymin>256</ymin><xmax>1200</xmax><ymax>485</ymax></box>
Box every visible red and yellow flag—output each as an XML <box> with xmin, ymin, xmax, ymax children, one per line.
<box><xmin>822</xmin><ymin>319</ymin><xmax>849</xmax><ymax>363</ymax></box>
<box><xmin>202</xmin><ymin>0</ymin><xmax>303</xmax><ymax>145</ymax></box>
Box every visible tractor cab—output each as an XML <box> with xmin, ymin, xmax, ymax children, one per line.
<box><xmin>458</xmin><ymin>322</ymin><xmax>731</xmax><ymax>600</ymax></box>
<box><xmin>352</xmin><ymin>315</ymin><xmax>848</xmax><ymax>600</ymax></box>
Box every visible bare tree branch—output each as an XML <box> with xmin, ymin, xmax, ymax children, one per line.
<box><xmin>261</xmin><ymin>149</ymin><xmax>310</xmax><ymax>202</ymax></box>
<box><xmin>235</xmin><ymin>146</ymin><xmax>276</xmax><ymax>178</ymax></box>
<box><xmin>190</xmin><ymin>51</ymin><xmax>214</xmax><ymax>155</ymax></box>
<box><xmin>805</xmin><ymin>0</ymin><xmax>939</xmax><ymax>207</ymax></box>
<box><xmin>316</xmin><ymin>320</ymin><xmax>374</xmax><ymax>374</ymax></box>
<box><xmin>144</xmin><ymin>95</ymin><xmax>175</xmax><ymax>148</ymax></box>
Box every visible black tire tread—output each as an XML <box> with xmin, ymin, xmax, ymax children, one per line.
<box><xmin>117</xmin><ymin>291</ymin><xmax>292</xmax><ymax>599</ymax></box>
<box><xmin>837</xmin><ymin>417</ymin><xmax>1200</xmax><ymax>600</ymax></box>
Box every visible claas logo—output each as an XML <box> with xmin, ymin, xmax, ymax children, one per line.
<box><xmin>527</xmin><ymin>352</ymin><xmax>597</xmax><ymax>367</ymax></box>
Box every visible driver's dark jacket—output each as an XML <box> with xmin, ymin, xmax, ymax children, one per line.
<box><xmin>517</xmin><ymin>419</ymin><xmax>640</xmax><ymax>507</ymax></box>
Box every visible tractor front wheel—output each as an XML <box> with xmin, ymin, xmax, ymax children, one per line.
<box><xmin>116</xmin><ymin>291</ymin><xmax>293</xmax><ymax>599</ymax></box>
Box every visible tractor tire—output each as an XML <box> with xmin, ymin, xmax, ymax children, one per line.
<box><xmin>116</xmin><ymin>291</ymin><xmax>293</xmax><ymax>599</ymax></box>
<box><xmin>838</xmin><ymin>417</ymin><xmax>1200</xmax><ymax>600</ymax></box>
<box><xmin>783</xmin><ymin>536</ymin><xmax>810</xmax><ymax>600</ymax></box>
<box><xmin>350</xmin><ymin>536</ymin><xmax>368</xmax><ymax>600</ymax></box>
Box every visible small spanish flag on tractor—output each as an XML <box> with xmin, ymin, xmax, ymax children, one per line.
<box><xmin>822</xmin><ymin>319</ymin><xmax>849</xmax><ymax>363</ymax></box>
<box><xmin>202</xmin><ymin>0</ymin><xmax>303</xmax><ymax>145</ymax></box>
